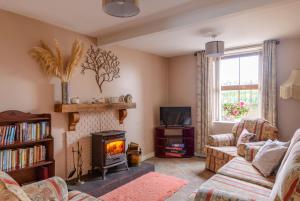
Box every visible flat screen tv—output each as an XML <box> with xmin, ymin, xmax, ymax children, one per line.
<box><xmin>160</xmin><ymin>107</ymin><xmax>192</xmax><ymax>127</ymax></box>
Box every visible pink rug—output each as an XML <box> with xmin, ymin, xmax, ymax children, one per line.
<box><xmin>98</xmin><ymin>172</ymin><xmax>187</xmax><ymax>201</ymax></box>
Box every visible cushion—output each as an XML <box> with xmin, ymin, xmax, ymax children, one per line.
<box><xmin>232</xmin><ymin>118</ymin><xmax>278</xmax><ymax>142</ymax></box>
<box><xmin>0</xmin><ymin>171</ymin><xmax>31</xmax><ymax>201</ymax></box>
<box><xmin>237</xmin><ymin>141</ymin><xmax>265</xmax><ymax>157</ymax></box>
<box><xmin>236</xmin><ymin>129</ymin><xmax>256</xmax><ymax>146</ymax></box>
<box><xmin>252</xmin><ymin>140</ymin><xmax>288</xmax><ymax>177</ymax></box>
<box><xmin>22</xmin><ymin>176</ymin><xmax>68</xmax><ymax>201</ymax></box>
<box><xmin>192</xmin><ymin>174</ymin><xmax>271</xmax><ymax>201</ymax></box>
<box><xmin>68</xmin><ymin>191</ymin><xmax>98</xmax><ymax>201</ymax></box>
<box><xmin>269</xmin><ymin>140</ymin><xmax>300</xmax><ymax>201</ymax></box>
<box><xmin>217</xmin><ymin>157</ymin><xmax>275</xmax><ymax>189</ymax></box>
<box><xmin>244</xmin><ymin>144</ymin><xmax>262</xmax><ymax>162</ymax></box>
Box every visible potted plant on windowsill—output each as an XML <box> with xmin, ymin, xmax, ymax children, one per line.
<box><xmin>223</xmin><ymin>101</ymin><xmax>249</xmax><ymax>121</ymax></box>
<box><xmin>30</xmin><ymin>39</ymin><xmax>83</xmax><ymax>104</ymax></box>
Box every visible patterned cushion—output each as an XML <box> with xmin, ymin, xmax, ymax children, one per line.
<box><xmin>22</xmin><ymin>176</ymin><xmax>68</xmax><ymax>201</ymax></box>
<box><xmin>191</xmin><ymin>174</ymin><xmax>271</xmax><ymax>201</ymax></box>
<box><xmin>244</xmin><ymin>144</ymin><xmax>262</xmax><ymax>162</ymax></box>
<box><xmin>208</xmin><ymin>133</ymin><xmax>235</xmax><ymax>147</ymax></box>
<box><xmin>205</xmin><ymin>146</ymin><xmax>237</xmax><ymax>172</ymax></box>
<box><xmin>232</xmin><ymin>118</ymin><xmax>278</xmax><ymax>143</ymax></box>
<box><xmin>269</xmin><ymin>140</ymin><xmax>300</xmax><ymax>201</ymax></box>
<box><xmin>237</xmin><ymin>141</ymin><xmax>265</xmax><ymax>157</ymax></box>
<box><xmin>68</xmin><ymin>191</ymin><xmax>98</xmax><ymax>201</ymax></box>
<box><xmin>217</xmin><ymin>157</ymin><xmax>275</xmax><ymax>189</ymax></box>
<box><xmin>0</xmin><ymin>171</ymin><xmax>31</xmax><ymax>201</ymax></box>
<box><xmin>236</xmin><ymin>129</ymin><xmax>255</xmax><ymax>146</ymax></box>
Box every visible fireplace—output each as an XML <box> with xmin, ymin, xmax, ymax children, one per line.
<box><xmin>91</xmin><ymin>130</ymin><xmax>128</xmax><ymax>179</ymax></box>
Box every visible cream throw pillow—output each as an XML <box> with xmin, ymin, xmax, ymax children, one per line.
<box><xmin>252</xmin><ymin>140</ymin><xmax>288</xmax><ymax>177</ymax></box>
<box><xmin>237</xmin><ymin>128</ymin><xmax>256</xmax><ymax>146</ymax></box>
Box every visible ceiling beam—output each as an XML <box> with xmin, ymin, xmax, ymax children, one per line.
<box><xmin>97</xmin><ymin>0</ymin><xmax>285</xmax><ymax>46</ymax></box>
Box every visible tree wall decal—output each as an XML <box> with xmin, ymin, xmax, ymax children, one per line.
<box><xmin>81</xmin><ymin>45</ymin><xmax>120</xmax><ymax>93</ymax></box>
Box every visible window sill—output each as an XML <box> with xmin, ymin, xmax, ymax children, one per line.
<box><xmin>213</xmin><ymin>121</ymin><xmax>236</xmax><ymax>124</ymax></box>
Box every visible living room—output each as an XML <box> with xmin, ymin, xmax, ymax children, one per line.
<box><xmin>0</xmin><ymin>0</ymin><xmax>300</xmax><ymax>201</ymax></box>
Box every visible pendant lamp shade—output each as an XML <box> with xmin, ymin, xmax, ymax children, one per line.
<box><xmin>102</xmin><ymin>0</ymin><xmax>140</xmax><ymax>18</ymax></box>
<box><xmin>205</xmin><ymin>41</ymin><xmax>224</xmax><ymax>57</ymax></box>
<box><xmin>280</xmin><ymin>69</ymin><xmax>300</xmax><ymax>100</ymax></box>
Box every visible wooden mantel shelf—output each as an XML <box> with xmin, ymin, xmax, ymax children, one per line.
<box><xmin>54</xmin><ymin>103</ymin><xmax>136</xmax><ymax>131</ymax></box>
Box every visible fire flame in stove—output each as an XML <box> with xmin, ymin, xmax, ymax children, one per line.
<box><xmin>106</xmin><ymin>140</ymin><xmax>125</xmax><ymax>155</ymax></box>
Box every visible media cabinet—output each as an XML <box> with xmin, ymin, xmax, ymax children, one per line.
<box><xmin>154</xmin><ymin>127</ymin><xmax>194</xmax><ymax>158</ymax></box>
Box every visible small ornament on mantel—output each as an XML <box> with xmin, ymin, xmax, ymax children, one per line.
<box><xmin>81</xmin><ymin>45</ymin><xmax>120</xmax><ymax>94</ymax></box>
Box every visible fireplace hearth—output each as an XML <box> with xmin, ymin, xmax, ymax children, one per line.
<box><xmin>91</xmin><ymin>130</ymin><xmax>128</xmax><ymax>179</ymax></box>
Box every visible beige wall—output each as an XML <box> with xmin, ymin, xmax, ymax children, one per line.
<box><xmin>168</xmin><ymin>40</ymin><xmax>300</xmax><ymax>139</ymax></box>
<box><xmin>168</xmin><ymin>54</ymin><xmax>234</xmax><ymax>134</ymax></box>
<box><xmin>168</xmin><ymin>55</ymin><xmax>197</xmax><ymax>126</ymax></box>
<box><xmin>0</xmin><ymin>10</ymin><xmax>168</xmax><ymax>178</ymax></box>
<box><xmin>277</xmin><ymin>39</ymin><xmax>300</xmax><ymax>141</ymax></box>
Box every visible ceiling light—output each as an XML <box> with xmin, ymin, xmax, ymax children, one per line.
<box><xmin>205</xmin><ymin>35</ymin><xmax>224</xmax><ymax>58</ymax></box>
<box><xmin>102</xmin><ymin>0</ymin><xmax>140</xmax><ymax>18</ymax></box>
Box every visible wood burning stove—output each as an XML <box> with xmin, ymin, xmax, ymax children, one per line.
<box><xmin>91</xmin><ymin>130</ymin><xmax>128</xmax><ymax>179</ymax></box>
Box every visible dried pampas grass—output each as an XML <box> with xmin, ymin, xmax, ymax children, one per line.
<box><xmin>30</xmin><ymin>39</ymin><xmax>83</xmax><ymax>82</ymax></box>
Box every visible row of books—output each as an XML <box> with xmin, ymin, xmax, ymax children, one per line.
<box><xmin>165</xmin><ymin>143</ymin><xmax>186</xmax><ymax>157</ymax></box>
<box><xmin>0</xmin><ymin>121</ymin><xmax>50</xmax><ymax>146</ymax></box>
<box><xmin>0</xmin><ymin>145</ymin><xmax>46</xmax><ymax>171</ymax></box>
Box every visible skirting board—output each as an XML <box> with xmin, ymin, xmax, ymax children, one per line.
<box><xmin>142</xmin><ymin>152</ymin><xmax>155</xmax><ymax>161</ymax></box>
<box><xmin>194</xmin><ymin>152</ymin><xmax>206</xmax><ymax>158</ymax></box>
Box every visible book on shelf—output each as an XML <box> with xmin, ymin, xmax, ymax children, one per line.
<box><xmin>0</xmin><ymin>121</ymin><xmax>50</xmax><ymax>146</ymax></box>
<box><xmin>0</xmin><ymin>145</ymin><xmax>46</xmax><ymax>171</ymax></box>
<box><xmin>165</xmin><ymin>152</ymin><xmax>185</xmax><ymax>157</ymax></box>
<box><xmin>168</xmin><ymin>149</ymin><xmax>186</xmax><ymax>154</ymax></box>
<box><xmin>165</xmin><ymin>146</ymin><xmax>184</xmax><ymax>151</ymax></box>
<box><xmin>170</xmin><ymin>143</ymin><xmax>185</xmax><ymax>148</ymax></box>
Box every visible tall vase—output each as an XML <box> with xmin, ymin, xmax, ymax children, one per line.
<box><xmin>61</xmin><ymin>81</ymin><xmax>70</xmax><ymax>104</ymax></box>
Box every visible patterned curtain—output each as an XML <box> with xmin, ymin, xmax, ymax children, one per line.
<box><xmin>262</xmin><ymin>40</ymin><xmax>278</xmax><ymax>126</ymax></box>
<box><xmin>196</xmin><ymin>51</ymin><xmax>213</xmax><ymax>157</ymax></box>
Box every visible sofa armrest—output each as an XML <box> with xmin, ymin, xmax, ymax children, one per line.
<box><xmin>244</xmin><ymin>143</ymin><xmax>264</xmax><ymax>162</ymax></box>
<box><xmin>208</xmin><ymin>133</ymin><xmax>235</xmax><ymax>147</ymax></box>
<box><xmin>22</xmin><ymin>176</ymin><xmax>68</xmax><ymax>201</ymax></box>
<box><xmin>237</xmin><ymin>141</ymin><xmax>266</xmax><ymax>157</ymax></box>
<box><xmin>68</xmin><ymin>191</ymin><xmax>98</xmax><ymax>201</ymax></box>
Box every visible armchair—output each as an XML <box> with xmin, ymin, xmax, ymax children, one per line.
<box><xmin>205</xmin><ymin>118</ymin><xmax>278</xmax><ymax>172</ymax></box>
<box><xmin>0</xmin><ymin>170</ymin><xmax>98</xmax><ymax>201</ymax></box>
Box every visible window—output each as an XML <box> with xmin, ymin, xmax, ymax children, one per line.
<box><xmin>217</xmin><ymin>52</ymin><xmax>261</xmax><ymax>121</ymax></box>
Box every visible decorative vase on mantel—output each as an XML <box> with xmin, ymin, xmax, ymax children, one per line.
<box><xmin>62</xmin><ymin>81</ymin><xmax>70</xmax><ymax>104</ymax></box>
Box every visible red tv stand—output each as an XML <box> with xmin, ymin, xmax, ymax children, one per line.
<box><xmin>155</xmin><ymin>127</ymin><xmax>194</xmax><ymax>158</ymax></box>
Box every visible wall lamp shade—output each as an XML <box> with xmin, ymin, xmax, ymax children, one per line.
<box><xmin>280</xmin><ymin>69</ymin><xmax>300</xmax><ymax>100</ymax></box>
<box><xmin>102</xmin><ymin>0</ymin><xmax>140</xmax><ymax>18</ymax></box>
<box><xmin>205</xmin><ymin>41</ymin><xmax>224</xmax><ymax>57</ymax></box>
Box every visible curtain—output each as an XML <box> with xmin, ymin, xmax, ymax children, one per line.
<box><xmin>196</xmin><ymin>51</ymin><xmax>213</xmax><ymax>157</ymax></box>
<box><xmin>262</xmin><ymin>40</ymin><xmax>278</xmax><ymax>126</ymax></box>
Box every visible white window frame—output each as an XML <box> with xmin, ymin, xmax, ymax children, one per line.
<box><xmin>214</xmin><ymin>50</ymin><xmax>263</xmax><ymax>122</ymax></box>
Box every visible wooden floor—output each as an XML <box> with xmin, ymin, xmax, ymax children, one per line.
<box><xmin>146</xmin><ymin>157</ymin><xmax>214</xmax><ymax>201</ymax></box>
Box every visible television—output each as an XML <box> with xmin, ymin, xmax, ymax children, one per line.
<box><xmin>160</xmin><ymin>107</ymin><xmax>192</xmax><ymax>127</ymax></box>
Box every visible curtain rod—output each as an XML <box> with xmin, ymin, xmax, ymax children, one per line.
<box><xmin>193</xmin><ymin>41</ymin><xmax>280</xmax><ymax>56</ymax></box>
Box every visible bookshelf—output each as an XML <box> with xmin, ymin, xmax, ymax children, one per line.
<box><xmin>0</xmin><ymin>110</ymin><xmax>54</xmax><ymax>185</ymax></box>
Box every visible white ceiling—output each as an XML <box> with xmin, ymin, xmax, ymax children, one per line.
<box><xmin>1</xmin><ymin>0</ymin><xmax>300</xmax><ymax>57</ymax></box>
<box><xmin>0</xmin><ymin>0</ymin><xmax>193</xmax><ymax>36</ymax></box>
<box><xmin>118</xmin><ymin>0</ymin><xmax>300</xmax><ymax>57</ymax></box>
